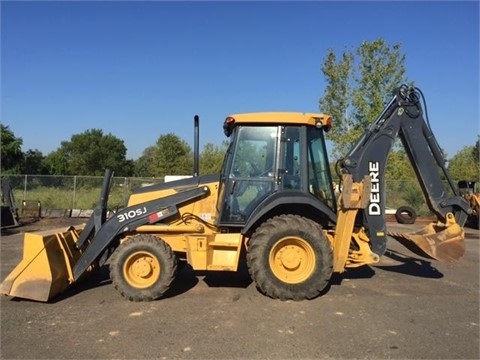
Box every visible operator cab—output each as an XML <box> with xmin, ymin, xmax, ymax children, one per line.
<box><xmin>217</xmin><ymin>113</ymin><xmax>335</xmax><ymax>226</ymax></box>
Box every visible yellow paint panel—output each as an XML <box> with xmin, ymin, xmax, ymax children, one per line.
<box><xmin>186</xmin><ymin>236</ymin><xmax>208</xmax><ymax>270</ymax></box>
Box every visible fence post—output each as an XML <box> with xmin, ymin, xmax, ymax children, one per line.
<box><xmin>23</xmin><ymin>174</ymin><xmax>27</xmax><ymax>201</ymax></box>
<box><xmin>73</xmin><ymin>175</ymin><xmax>77</xmax><ymax>209</ymax></box>
<box><xmin>123</xmin><ymin>177</ymin><xmax>128</xmax><ymax>206</ymax></box>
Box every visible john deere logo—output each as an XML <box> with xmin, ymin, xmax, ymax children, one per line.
<box><xmin>368</xmin><ymin>161</ymin><xmax>381</xmax><ymax>216</ymax></box>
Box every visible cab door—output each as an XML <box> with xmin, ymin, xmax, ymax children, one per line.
<box><xmin>218</xmin><ymin>126</ymin><xmax>279</xmax><ymax>225</ymax></box>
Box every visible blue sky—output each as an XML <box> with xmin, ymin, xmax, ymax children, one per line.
<box><xmin>1</xmin><ymin>1</ymin><xmax>479</xmax><ymax>161</ymax></box>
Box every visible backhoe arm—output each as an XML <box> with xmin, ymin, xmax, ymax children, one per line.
<box><xmin>338</xmin><ymin>85</ymin><xmax>470</xmax><ymax>260</ymax></box>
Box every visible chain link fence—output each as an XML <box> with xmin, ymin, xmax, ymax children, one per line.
<box><xmin>2</xmin><ymin>174</ymin><xmax>164</xmax><ymax>212</ymax></box>
<box><xmin>1</xmin><ymin>174</ymin><xmax>474</xmax><ymax>216</ymax></box>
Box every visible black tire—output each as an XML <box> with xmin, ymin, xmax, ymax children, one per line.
<box><xmin>395</xmin><ymin>206</ymin><xmax>417</xmax><ymax>224</ymax></box>
<box><xmin>109</xmin><ymin>234</ymin><xmax>177</xmax><ymax>302</ymax></box>
<box><xmin>246</xmin><ymin>214</ymin><xmax>333</xmax><ymax>301</ymax></box>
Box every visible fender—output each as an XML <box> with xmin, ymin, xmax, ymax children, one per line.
<box><xmin>242</xmin><ymin>190</ymin><xmax>337</xmax><ymax>235</ymax></box>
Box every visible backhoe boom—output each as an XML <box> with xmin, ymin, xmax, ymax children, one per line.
<box><xmin>339</xmin><ymin>85</ymin><xmax>470</xmax><ymax>257</ymax></box>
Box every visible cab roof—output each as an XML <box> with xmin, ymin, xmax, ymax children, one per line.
<box><xmin>226</xmin><ymin>112</ymin><xmax>332</xmax><ymax>128</ymax></box>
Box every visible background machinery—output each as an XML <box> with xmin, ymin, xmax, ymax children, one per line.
<box><xmin>0</xmin><ymin>85</ymin><xmax>471</xmax><ymax>302</ymax></box>
<box><xmin>1</xmin><ymin>179</ymin><xmax>19</xmax><ymax>230</ymax></box>
<box><xmin>458</xmin><ymin>180</ymin><xmax>479</xmax><ymax>229</ymax></box>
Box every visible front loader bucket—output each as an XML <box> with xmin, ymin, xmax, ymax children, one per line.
<box><xmin>0</xmin><ymin>225</ymin><xmax>86</xmax><ymax>302</ymax></box>
<box><xmin>388</xmin><ymin>213</ymin><xmax>465</xmax><ymax>263</ymax></box>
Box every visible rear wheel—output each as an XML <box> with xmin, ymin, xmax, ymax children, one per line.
<box><xmin>246</xmin><ymin>215</ymin><xmax>333</xmax><ymax>301</ymax></box>
<box><xmin>109</xmin><ymin>234</ymin><xmax>177</xmax><ymax>302</ymax></box>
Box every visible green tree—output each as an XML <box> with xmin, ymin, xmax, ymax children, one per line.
<box><xmin>152</xmin><ymin>133</ymin><xmax>193</xmax><ymax>177</ymax></box>
<box><xmin>385</xmin><ymin>150</ymin><xmax>415</xmax><ymax>180</ymax></box>
<box><xmin>43</xmin><ymin>148</ymin><xmax>69</xmax><ymax>175</ymax></box>
<box><xmin>448</xmin><ymin>139</ymin><xmax>480</xmax><ymax>181</ymax></box>
<box><xmin>319</xmin><ymin>39</ymin><xmax>407</xmax><ymax>159</ymax></box>
<box><xmin>134</xmin><ymin>146</ymin><xmax>157</xmax><ymax>177</ymax></box>
<box><xmin>22</xmin><ymin>149</ymin><xmax>47</xmax><ymax>174</ymax></box>
<box><xmin>200</xmin><ymin>141</ymin><xmax>229</xmax><ymax>175</ymax></box>
<box><xmin>1</xmin><ymin>124</ymin><xmax>24</xmax><ymax>174</ymax></box>
<box><xmin>48</xmin><ymin>129</ymin><xmax>132</xmax><ymax>176</ymax></box>
<box><xmin>474</xmin><ymin>138</ymin><xmax>480</xmax><ymax>163</ymax></box>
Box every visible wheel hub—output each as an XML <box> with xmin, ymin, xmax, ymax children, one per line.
<box><xmin>124</xmin><ymin>251</ymin><xmax>161</xmax><ymax>288</ymax></box>
<box><xmin>269</xmin><ymin>236</ymin><xmax>315</xmax><ymax>284</ymax></box>
<box><xmin>132</xmin><ymin>257</ymin><xmax>154</xmax><ymax>278</ymax></box>
<box><xmin>276</xmin><ymin>245</ymin><xmax>301</xmax><ymax>270</ymax></box>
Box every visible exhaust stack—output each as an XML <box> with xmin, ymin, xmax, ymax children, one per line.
<box><xmin>194</xmin><ymin>115</ymin><xmax>199</xmax><ymax>177</ymax></box>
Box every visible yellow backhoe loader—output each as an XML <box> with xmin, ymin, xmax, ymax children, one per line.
<box><xmin>0</xmin><ymin>85</ymin><xmax>471</xmax><ymax>302</ymax></box>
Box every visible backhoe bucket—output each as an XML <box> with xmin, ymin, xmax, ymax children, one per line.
<box><xmin>0</xmin><ymin>225</ymin><xmax>86</xmax><ymax>302</ymax></box>
<box><xmin>388</xmin><ymin>213</ymin><xmax>465</xmax><ymax>263</ymax></box>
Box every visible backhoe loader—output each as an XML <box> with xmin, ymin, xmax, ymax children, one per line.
<box><xmin>0</xmin><ymin>85</ymin><xmax>471</xmax><ymax>302</ymax></box>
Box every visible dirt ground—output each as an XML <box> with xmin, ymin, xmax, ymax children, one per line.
<box><xmin>1</xmin><ymin>216</ymin><xmax>479</xmax><ymax>359</ymax></box>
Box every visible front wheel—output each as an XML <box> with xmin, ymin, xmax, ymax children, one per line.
<box><xmin>109</xmin><ymin>234</ymin><xmax>177</xmax><ymax>302</ymax></box>
<box><xmin>246</xmin><ymin>215</ymin><xmax>333</xmax><ymax>301</ymax></box>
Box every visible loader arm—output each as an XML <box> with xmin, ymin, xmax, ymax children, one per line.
<box><xmin>75</xmin><ymin>169</ymin><xmax>113</xmax><ymax>249</ymax></box>
<box><xmin>339</xmin><ymin>85</ymin><xmax>470</xmax><ymax>259</ymax></box>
